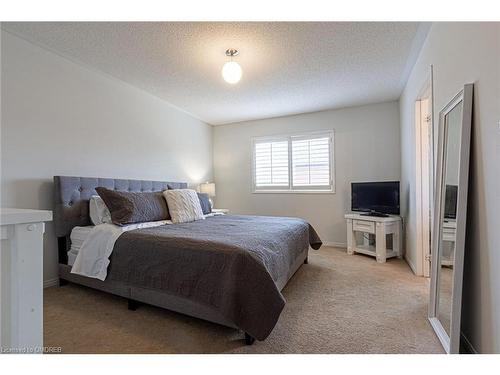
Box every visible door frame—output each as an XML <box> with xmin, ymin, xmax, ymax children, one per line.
<box><xmin>414</xmin><ymin>67</ymin><xmax>434</xmax><ymax>277</ymax></box>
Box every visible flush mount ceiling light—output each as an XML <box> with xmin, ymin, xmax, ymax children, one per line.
<box><xmin>221</xmin><ymin>49</ymin><xmax>242</xmax><ymax>84</ymax></box>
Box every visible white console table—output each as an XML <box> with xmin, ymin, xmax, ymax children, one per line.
<box><xmin>1</xmin><ymin>208</ymin><xmax>52</xmax><ymax>354</ymax></box>
<box><xmin>345</xmin><ymin>213</ymin><xmax>402</xmax><ymax>263</ymax></box>
<box><xmin>441</xmin><ymin>219</ymin><xmax>456</xmax><ymax>267</ymax></box>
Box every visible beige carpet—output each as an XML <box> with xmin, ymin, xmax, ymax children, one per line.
<box><xmin>44</xmin><ymin>246</ymin><xmax>443</xmax><ymax>354</ymax></box>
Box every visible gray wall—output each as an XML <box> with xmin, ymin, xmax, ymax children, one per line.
<box><xmin>0</xmin><ymin>31</ymin><xmax>213</xmax><ymax>284</ymax></box>
<box><xmin>400</xmin><ymin>22</ymin><xmax>500</xmax><ymax>353</ymax></box>
<box><xmin>213</xmin><ymin>101</ymin><xmax>401</xmax><ymax>246</ymax></box>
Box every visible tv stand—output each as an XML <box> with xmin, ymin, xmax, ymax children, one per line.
<box><xmin>345</xmin><ymin>213</ymin><xmax>402</xmax><ymax>263</ymax></box>
<box><xmin>360</xmin><ymin>211</ymin><xmax>389</xmax><ymax>218</ymax></box>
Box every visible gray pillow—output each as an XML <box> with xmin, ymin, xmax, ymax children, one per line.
<box><xmin>197</xmin><ymin>193</ymin><xmax>212</xmax><ymax>215</ymax></box>
<box><xmin>95</xmin><ymin>187</ymin><xmax>169</xmax><ymax>225</ymax></box>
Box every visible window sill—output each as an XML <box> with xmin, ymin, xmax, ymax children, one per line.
<box><xmin>253</xmin><ymin>189</ymin><xmax>335</xmax><ymax>195</ymax></box>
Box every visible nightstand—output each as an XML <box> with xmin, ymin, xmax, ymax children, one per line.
<box><xmin>212</xmin><ymin>208</ymin><xmax>229</xmax><ymax>215</ymax></box>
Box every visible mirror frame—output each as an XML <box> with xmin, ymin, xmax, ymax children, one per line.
<box><xmin>428</xmin><ymin>84</ymin><xmax>473</xmax><ymax>354</ymax></box>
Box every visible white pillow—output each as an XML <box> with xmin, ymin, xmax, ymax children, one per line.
<box><xmin>89</xmin><ymin>195</ymin><xmax>112</xmax><ymax>225</ymax></box>
<box><xmin>162</xmin><ymin>189</ymin><xmax>205</xmax><ymax>224</ymax></box>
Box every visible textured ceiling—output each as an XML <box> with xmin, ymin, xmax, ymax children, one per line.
<box><xmin>2</xmin><ymin>22</ymin><xmax>426</xmax><ymax>125</ymax></box>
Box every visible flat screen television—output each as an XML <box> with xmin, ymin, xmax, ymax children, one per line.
<box><xmin>351</xmin><ymin>181</ymin><xmax>400</xmax><ymax>216</ymax></box>
<box><xmin>444</xmin><ymin>184</ymin><xmax>458</xmax><ymax>219</ymax></box>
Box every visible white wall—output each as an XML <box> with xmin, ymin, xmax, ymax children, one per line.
<box><xmin>213</xmin><ymin>101</ymin><xmax>401</xmax><ymax>246</ymax></box>
<box><xmin>0</xmin><ymin>31</ymin><xmax>213</xmax><ymax>284</ymax></box>
<box><xmin>400</xmin><ymin>23</ymin><xmax>500</xmax><ymax>353</ymax></box>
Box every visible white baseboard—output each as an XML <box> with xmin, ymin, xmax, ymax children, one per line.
<box><xmin>460</xmin><ymin>332</ymin><xmax>478</xmax><ymax>354</ymax></box>
<box><xmin>43</xmin><ymin>278</ymin><xmax>58</xmax><ymax>288</ymax></box>
<box><xmin>323</xmin><ymin>241</ymin><xmax>347</xmax><ymax>248</ymax></box>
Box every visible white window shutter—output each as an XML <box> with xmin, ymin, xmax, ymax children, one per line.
<box><xmin>254</xmin><ymin>140</ymin><xmax>289</xmax><ymax>187</ymax></box>
<box><xmin>292</xmin><ymin>136</ymin><xmax>331</xmax><ymax>188</ymax></box>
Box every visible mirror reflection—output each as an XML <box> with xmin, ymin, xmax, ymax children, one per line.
<box><xmin>437</xmin><ymin>101</ymin><xmax>462</xmax><ymax>336</ymax></box>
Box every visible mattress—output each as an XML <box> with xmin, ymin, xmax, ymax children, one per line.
<box><xmin>68</xmin><ymin>226</ymin><xmax>94</xmax><ymax>266</ymax></box>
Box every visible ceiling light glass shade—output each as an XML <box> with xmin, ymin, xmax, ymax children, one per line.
<box><xmin>222</xmin><ymin>61</ymin><xmax>242</xmax><ymax>84</ymax></box>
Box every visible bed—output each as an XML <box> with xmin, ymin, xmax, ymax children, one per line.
<box><xmin>54</xmin><ymin>175</ymin><xmax>322</xmax><ymax>344</ymax></box>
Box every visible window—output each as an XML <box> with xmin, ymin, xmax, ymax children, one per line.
<box><xmin>252</xmin><ymin>131</ymin><xmax>334</xmax><ymax>192</ymax></box>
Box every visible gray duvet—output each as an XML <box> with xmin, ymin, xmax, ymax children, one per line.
<box><xmin>107</xmin><ymin>215</ymin><xmax>322</xmax><ymax>340</ymax></box>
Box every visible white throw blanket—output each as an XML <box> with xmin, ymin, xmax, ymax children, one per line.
<box><xmin>71</xmin><ymin>220</ymin><xmax>170</xmax><ymax>281</ymax></box>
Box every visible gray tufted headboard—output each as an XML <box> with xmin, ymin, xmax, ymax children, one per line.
<box><xmin>53</xmin><ymin>175</ymin><xmax>187</xmax><ymax>238</ymax></box>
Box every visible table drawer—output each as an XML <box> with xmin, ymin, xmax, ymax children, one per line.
<box><xmin>353</xmin><ymin>219</ymin><xmax>375</xmax><ymax>234</ymax></box>
<box><xmin>442</xmin><ymin>227</ymin><xmax>456</xmax><ymax>242</ymax></box>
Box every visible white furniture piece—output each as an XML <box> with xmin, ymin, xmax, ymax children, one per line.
<box><xmin>1</xmin><ymin>208</ymin><xmax>52</xmax><ymax>353</ymax></box>
<box><xmin>345</xmin><ymin>213</ymin><xmax>402</xmax><ymax>263</ymax></box>
<box><xmin>441</xmin><ymin>219</ymin><xmax>457</xmax><ymax>266</ymax></box>
<box><xmin>212</xmin><ymin>208</ymin><xmax>229</xmax><ymax>215</ymax></box>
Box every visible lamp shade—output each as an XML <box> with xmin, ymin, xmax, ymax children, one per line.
<box><xmin>199</xmin><ymin>182</ymin><xmax>216</xmax><ymax>197</ymax></box>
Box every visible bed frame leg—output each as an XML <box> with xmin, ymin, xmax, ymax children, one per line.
<box><xmin>59</xmin><ymin>278</ymin><xmax>69</xmax><ymax>286</ymax></box>
<box><xmin>128</xmin><ymin>299</ymin><xmax>140</xmax><ymax>311</ymax></box>
<box><xmin>244</xmin><ymin>332</ymin><xmax>255</xmax><ymax>345</ymax></box>
<box><xmin>304</xmin><ymin>256</ymin><xmax>308</xmax><ymax>264</ymax></box>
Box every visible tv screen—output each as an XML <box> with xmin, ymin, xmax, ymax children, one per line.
<box><xmin>351</xmin><ymin>181</ymin><xmax>400</xmax><ymax>215</ymax></box>
<box><xmin>444</xmin><ymin>184</ymin><xmax>458</xmax><ymax>219</ymax></box>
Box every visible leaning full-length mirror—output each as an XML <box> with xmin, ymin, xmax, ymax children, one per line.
<box><xmin>429</xmin><ymin>84</ymin><xmax>473</xmax><ymax>354</ymax></box>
